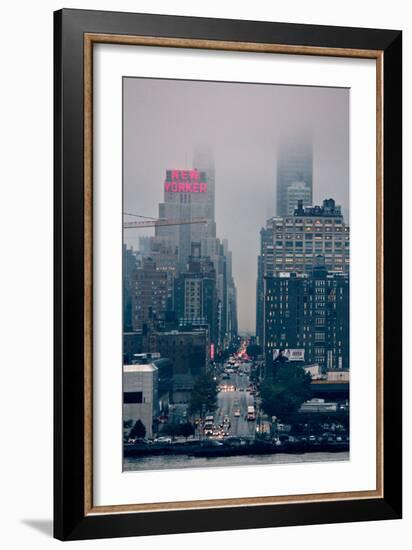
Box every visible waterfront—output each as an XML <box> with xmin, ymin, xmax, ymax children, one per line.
<box><xmin>124</xmin><ymin>451</ymin><xmax>349</xmax><ymax>472</ymax></box>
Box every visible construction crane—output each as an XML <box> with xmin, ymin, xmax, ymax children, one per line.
<box><xmin>123</xmin><ymin>212</ymin><xmax>207</xmax><ymax>229</ymax></box>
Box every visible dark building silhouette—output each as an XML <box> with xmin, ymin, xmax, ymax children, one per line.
<box><xmin>264</xmin><ymin>259</ymin><xmax>349</xmax><ymax>375</ymax></box>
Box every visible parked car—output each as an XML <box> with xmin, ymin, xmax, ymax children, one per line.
<box><xmin>154</xmin><ymin>436</ymin><xmax>172</xmax><ymax>444</ymax></box>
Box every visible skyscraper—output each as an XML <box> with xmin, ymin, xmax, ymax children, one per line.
<box><xmin>155</xmin><ymin>168</ymin><xmax>216</xmax><ymax>270</ymax></box>
<box><xmin>256</xmin><ymin>198</ymin><xmax>349</xmax><ymax>350</ymax></box>
<box><xmin>276</xmin><ymin>136</ymin><xmax>313</xmax><ymax>217</ymax></box>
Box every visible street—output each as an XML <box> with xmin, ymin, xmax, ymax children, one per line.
<box><xmin>215</xmin><ymin>368</ymin><xmax>256</xmax><ymax>439</ymax></box>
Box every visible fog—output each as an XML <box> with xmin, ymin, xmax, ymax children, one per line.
<box><xmin>124</xmin><ymin>77</ymin><xmax>349</xmax><ymax>333</ymax></box>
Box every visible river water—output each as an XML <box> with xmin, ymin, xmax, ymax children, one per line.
<box><xmin>124</xmin><ymin>451</ymin><xmax>349</xmax><ymax>472</ymax></box>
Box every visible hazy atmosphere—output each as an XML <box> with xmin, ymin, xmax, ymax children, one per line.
<box><xmin>124</xmin><ymin>77</ymin><xmax>349</xmax><ymax>333</ymax></box>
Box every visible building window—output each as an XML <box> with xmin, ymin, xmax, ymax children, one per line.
<box><xmin>123</xmin><ymin>391</ymin><xmax>143</xmax><ymax>404</ymax></box>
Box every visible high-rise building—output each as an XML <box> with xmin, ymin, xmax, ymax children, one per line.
<box><xmin>123</xmin><ymin>245</ymin><xmax>137</xmax><ymax>332</ymax></box>
<box><xmin>153</xmin><ymin>155</ymin><xmax>237</xmax><ymax>350</ymax></box>
<box><xmin>276</xmin><ymin>136</ymin><xmax>313</xmax><ymax>217</ymax></box>
<box><xmin>264</xmin><ymin>262</ymin><xmax>349</xmax><ymax>375</ymax></box>
<box><xmin>174</xmin><ymin>242</ymin><xmax>217</xmax><ymax>347</ymax></box>
<box><xmin>255</xmin><ymin>226</ymin><xmax>272</xmax><ymax>345</ymax></box>
<box><xmin>193</xmin><ymin>148</ymin><xmax>238</xmax><ymax>348</ymax></box>
<box><xmin>261</xmin><ymin>198</ymin><xmax>349</xmax><ymax>276</ymax></box>
<box><xmin>131</xmin><ymin>257</ymin><xmax>168</xmax><ymax>331</ymax></box>
<box><xmin>144</xmin><ymin>237</ymin><xmax>178</xmax><ymax>310</ymax></box>
<box><xmin>155</xmin><ymin>168</ymin><xmax>217</xmax><ymax>270</ymax></box>
<box><xmin>256</xmin><ymin>198</ymin><xmax>349</xmax><ymax>348</ymax></box>
<box><xmin>135</xmin><ymin>150</ymin><xmax>238</xmax><ymax>360</ymax></box>
<box><xmin>223</xmin><ymin>238</ymin><xmax>238</xmax><ymax>345</ymax></box>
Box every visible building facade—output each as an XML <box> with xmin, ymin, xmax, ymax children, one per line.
<box><xmin>131</xmin><ymin>257</ymin><xmax>168</xmax><ymax>331</ymax></box>
<box><xmin>149</xmin><ymin>329</ymin><xmax>208</xmax><ymax>403</ymax></box>
<box><xmin>123</xmin><ymin>245</ymin><xmax>137</xmax><ymax>332</ymax></box>
<box><xmin>264</xmin><ymin>264</ymin><xmax>349</xmax><ymax>375</ymax></box>
<box><xmin>123</xmin><ymin>363</ymin><xmax>158</xmax><ymax>439</ymax></box>
<box><xmin>156</xmin><ymin>168</ymin><xmax>217</xmax><ymax>270</ymax></box>
<box><xmin>174</xmin><ymin>242</ymin><xmax>217</xmax><ymax>348</ymax></box>
<box><xmin>256</xmin><ymin>198</ymin><xmax>349</xmax><ymax>344</ymax></box>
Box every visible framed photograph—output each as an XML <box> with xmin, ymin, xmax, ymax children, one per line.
<box><xmin>54</xmin><ymin>9</ymin><xmax>402</xmax><ymax>541</ymax></box>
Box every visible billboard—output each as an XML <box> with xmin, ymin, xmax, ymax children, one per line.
<box><xmin>273</xmin><ymin>348</ymin><xmax>305</xmax><ymax>361</ymax></box>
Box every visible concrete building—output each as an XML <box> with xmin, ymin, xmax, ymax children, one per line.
<box><xmin>261</xmin><ymin>198</ymin><xmax>349</xmax><ymax>276</ymax></box>
<box><xmin>123</xmin><ymin>363</ymin><xmax>158</xmax><ymax>439</ymax></box>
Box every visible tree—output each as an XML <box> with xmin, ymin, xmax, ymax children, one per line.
<box><xmin>260</xmin><ymin>363</ymin><xmax>312</xmax><ymax>421</ymax></box>
<box><xmin>179</xmin><ymin>422</ymin><xmax>195</xmax><ymax>440</ymax></box>
<box><xmin>160</xmin><ymin>423</ymin><xmax>181</xmax><ymax>439</ymax></box>
<box><xmin>129</xmin><ymin>419</ymin><xmax>146</xmax><ymax>440</ymax></box>
<box><xmin>189</xmin><ymin>372</ymin><xmax>218</xmax><ymax>415</ymax></box>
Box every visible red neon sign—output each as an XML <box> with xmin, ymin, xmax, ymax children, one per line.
<box><xmin>165</xmin><ymin>182</ymin><xmax>207</xmax><ymax>193</ymax></box>
<box><xmin>164</xmin><ymin>169</ymin><xmax>207</xmax><ymax>193</ymax></box>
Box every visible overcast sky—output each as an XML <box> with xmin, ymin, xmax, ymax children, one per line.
<box><xmin>124</xmin><ymin>77</ymin><xmax>349</xmax><ymax>333</ymax></box>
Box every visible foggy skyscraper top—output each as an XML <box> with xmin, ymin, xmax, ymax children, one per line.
<box><xmin>276</xmin><ymin>134</ymin><xmax>313</xmax><ymax>216</ymax></box>
<box><xmin>193</xmin><ymin>145</ymin><xmax>215</xmax><ymax>222</ymax></box>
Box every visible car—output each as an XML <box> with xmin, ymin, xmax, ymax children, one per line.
<box><xmin>234</xmin><ymin>409</ymin><xmax>241</xmax><ymax>417</ymax></box>
<box><xmin>154</xmin><ymin>436</ymin><xmax>172</xmax><ymax>444</ymax></box>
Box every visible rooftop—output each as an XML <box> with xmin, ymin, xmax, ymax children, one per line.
<box><xmin>294</xmin><ymin>198</ymin><xmax>342</xmax><ymax>218</ymax></box>
<box><xmin>123</xmin><ymin>363</ymin><xmax>158</xmax><ymax>373</ymax></box>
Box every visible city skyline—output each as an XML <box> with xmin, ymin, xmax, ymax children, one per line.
<box><xmin>124</xmin><ymin>77</ymin><xmax>349</xmax><ymax>332</ymax></box>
